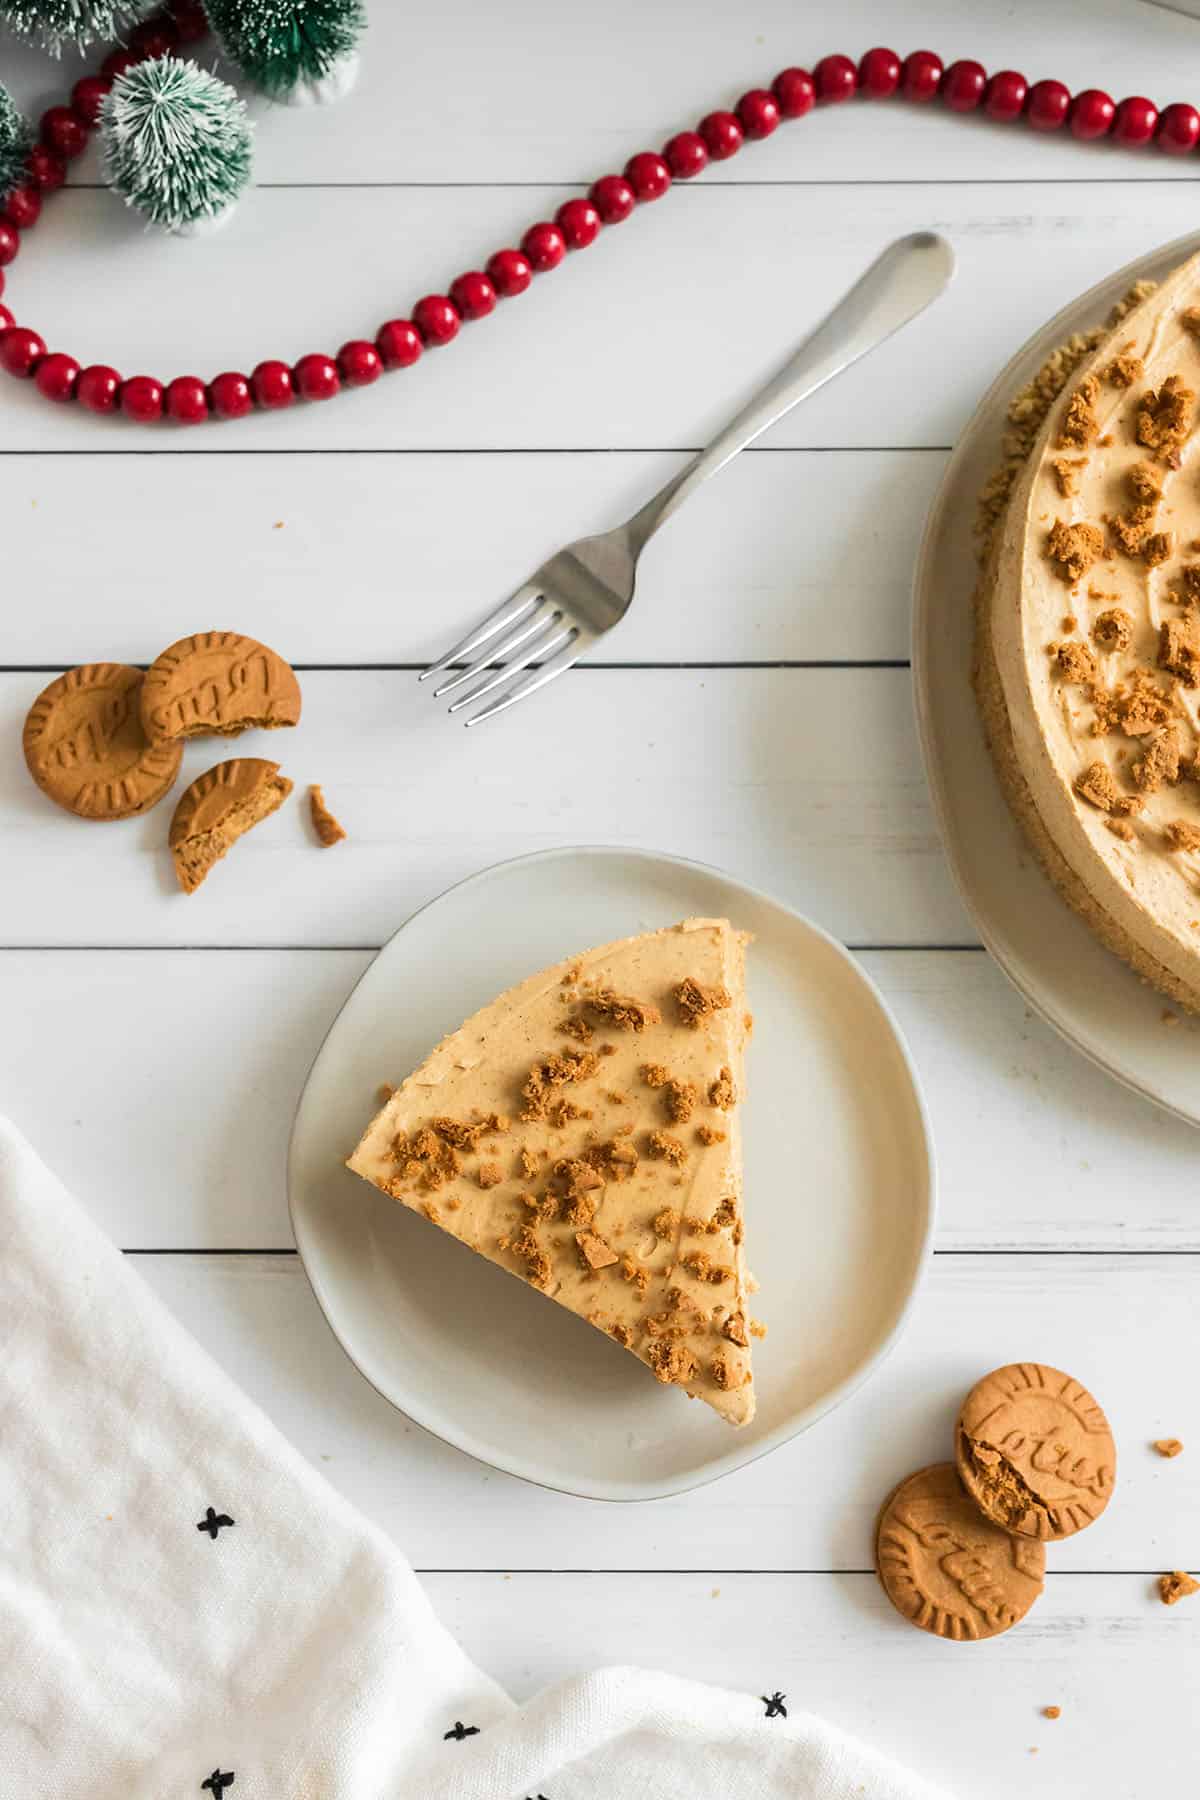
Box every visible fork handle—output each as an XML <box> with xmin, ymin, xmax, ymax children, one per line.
<box><xmin>622</xmin><ymin>230</ymin><xmax>955</xmax><ymax>552</ymax></box>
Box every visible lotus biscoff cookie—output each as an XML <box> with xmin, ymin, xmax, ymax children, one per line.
<box><xmin>955</xmin><ymin>1362</ymin><xmax>1117</xmax><ymax>1541</ymax></box>
<box><xmin>140</xmin><ymin>630</ymin><xmax>302</xmax><ymax>745</ymax></box>
<box><xmin>23</xmin><ymin>663</ymin><xmax>183</xmax><ymax>821</ymax></box>
<box><xmin>875</xmin><ymin>1462</ymin><xmax>1045</xmax><ymax>1642</ymax></box>
<box><xmin>169</xmin><ymin>757</ymin><xmax>293</xmax><ymax>894</ymax></box>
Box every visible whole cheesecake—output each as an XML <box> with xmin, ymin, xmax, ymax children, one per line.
<box><xmin>977</xmin><ymin>251</ymin><xmax>1200</xmax><ymax>1011</ymax></box>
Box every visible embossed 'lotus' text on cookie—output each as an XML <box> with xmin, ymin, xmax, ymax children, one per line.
<box><xmin>955</xmin><ymin>1362</ymin><xmax>1117</xmax><ymax>1541</ymax></box>
<box><xmin>22</xmin><ymin>663</ymin><xmax>182</xmax><ymax>820</ymax></box>
<box><xmin>875</xmin><ymin>1463</ymin><xmax>1045</xmax><ymax>1643</ymax></box>
<box><xmin>140</xmin><ymin>631</ymin><xmax>302</xmax><ymax>745</ymax></box>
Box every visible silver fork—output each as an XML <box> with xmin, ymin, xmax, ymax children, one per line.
<box><xmin>421</xmin><ymin>229</ymin><xmax>954</xmax><ymax>726</ymax></box>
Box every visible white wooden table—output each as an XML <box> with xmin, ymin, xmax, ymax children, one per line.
<box><xmin>3</xmin><ymin>2</ymin><xmax>1198</xmax><ymax>1792</ymax></box>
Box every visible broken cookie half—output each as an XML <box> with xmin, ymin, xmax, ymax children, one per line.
<box><xmin>169</xmin><ymin>757</ymin><xmax>293</xmax><ymax>894</ymax></box>
<box><xmin>346</xmin><ymin>917</ymin><xmax>759</xmax><ymax>1426</ymax></box>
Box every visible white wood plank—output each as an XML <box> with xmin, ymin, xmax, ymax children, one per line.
<box><xmin>130</xmin><ymin>1250</ymin><xmax>1200</xmax><ymax>1576</ymax></box>
<box><xmin>436</xmin><ymin>1569</ymin><xmax>1196</xmax><ymax>1797</ymax></box>
<box><xmin>0</xmin><ymin>667</ymin><xmax>970</xmax><ymax>948</ymax></box>
<box><xmin>3</xmin><ymin>0</ymin><xmax>1198</xmax><ymax>185</ymax></box>
<box><xmin>9</xmin><ymin>949</ymin><xmax>1200</xmax><ymax>1252</ymax></box>
<box><xmin>1</xmin><ymin>182</ymin><xmax>1196</xmax><ymax>453</ymax></box>
<box><xmin>427</xmin><ymin>1570</ymin><xmax>1197</xmax><ymax>1800</ymax></box>
<box><xmin>0</xmin><ymin>449</ymin><xmax>939</xmax><ymax>667</ymax></box>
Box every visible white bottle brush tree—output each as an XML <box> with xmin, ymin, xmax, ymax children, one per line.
<box><xmin>206</xmin><ymin>0</ymin><xmax>366</xmax><ymax>105</ymax></box>
<box><xmin>0</xmin><ymin>82</ymin><xmax>33</xmax><ymax>200</ymax></box>
<box><xmin>101</xmin><ymin>56</ymin><xmax>252</xmax><ymax>234</ymax></box>
<box><xmin>0</xmin><ymin>0</ymin><xmax>156</xmax><ymax>54</ymax></box>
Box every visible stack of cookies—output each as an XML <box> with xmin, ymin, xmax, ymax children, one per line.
<box><xmin>875</xmin><ymin>1361</ymin><xmax>1116</xmax><ymax>1643</ymax></box>
<box><xmin>22</xmin><ymin>630</ymin><xmax>344</xmax><ymax>892</ymax></box>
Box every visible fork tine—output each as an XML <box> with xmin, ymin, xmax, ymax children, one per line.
<box><xmin>430</xmin><ymin>600</ymin><xmax>559</xmax><ymax>700</ymax></box>
<box><xmin>463</xmin><ymin>637</ymin><xmax>584</xmax><ymax>726</ymax></box>
<box><xmin>446</xmin><ymin>622</ymin><xmax>575</xmax><ymax>716</ymax></box>
<box><xmin>418</xmin><ymin>582</ymin><xmax>541</xmax><ymax>683</ymax></box>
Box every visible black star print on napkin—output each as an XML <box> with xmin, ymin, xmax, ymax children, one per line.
<box><xmin>762</xmin><ymin>1691</ymin><xmax>787</xmax><ymax>1718</ymax></box>
<box><xmin>196</xmin><ymin>1508</ymin><xmax>235</xmax><ymax>1539</ymax></box>
<box><xmin>443</xmin><ymin>1720</ymin><xmax>480</xmax><ymax>1740</ymax></box>
<box><xmin>201</xmin><ymin>1773</ymin><xmax>234</xmax><ymax>1794</ymax></box>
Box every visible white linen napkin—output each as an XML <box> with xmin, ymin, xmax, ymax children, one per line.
<box><xmin>0</xmin><ymin>1114</ymin><xmax>951</xmax><ymax>1800</ymax></box>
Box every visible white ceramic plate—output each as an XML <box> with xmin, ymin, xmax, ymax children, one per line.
<box><xmin>288</xmin><ymin>846</ymin><xmax>934</xmax><ymax>1501</ymax></box>
<box><xmin>914</xmin><ymin>229</ymin><xmax>1200</xmax><ymax>1128</ymax></box>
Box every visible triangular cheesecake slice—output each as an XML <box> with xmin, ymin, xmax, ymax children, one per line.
<box><xmin>346</xmin><ymin>917</ymin><xmax>757</xmax><ymax>1425</ymax></box>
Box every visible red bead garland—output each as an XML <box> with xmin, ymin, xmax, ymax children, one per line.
<box><xmin>1027</xmin><ymin>79</ymin><xmax>1071</xmax><ymax>132</ymax></box>
<box><xmin>859</xmin><ymin>49</ymin><xmax>901</xmax><ymax>101</ymax></box>
<box><xmin>983</xmin><ymin>70</ymin><xmax>1028</xmax><ymax>124</ymax></box>
<box><xmin>77</xmin><ymin>365</ymin><xmax>121</xmax><ymax>414</ymax></box>
<box><xmin>1114</xmin><ymin>95</ymin><xmax>1158</xmax><ymax>146</ymax></box>
<box><xmin>1156</xmin><ymin>102</ymin><xmax>1200</xmax><ymax>154</ymax></box>
<box><xmin>941</xmin><ymin>60</ymin><xmax>987</xmax><ymax>113</ymax></box>
<box><xmin>901</xmin><ymin>51</ymin><xmax>943</xmax><ymax>103</ymax></box>
<box><xmin>6</xmin><ymin>18</ymin><xmax>1200</xmax><ymax>428</ymax></box>
<box><xmin>485</xmin><ymin>249</ymin><xmax>533</xmax><ymax>297</ymax></box>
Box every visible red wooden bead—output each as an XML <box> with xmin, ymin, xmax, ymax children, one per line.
<box><xmin>166</xmin><ymin>374</ymin><xmax>209</xmax><ymax>423</ymax></box>
<box><xmin>3</xmin><ymin>184</ymin><xmax>41</xmax><ymax>230</ymax></box>
<box><xmin>41</xmin><ymin>107</ymin><xmax>88</xmax><ymax>161</ymax></box>
<box><xmin>901</xmin><ymin>50</ymin><xmax>943</xmax><ymax>103</ymax></box>
<box><xmin>0</xmin><ymin>303</ymin><xmax>11</xmax><ymax>330</ymax></box>
<box><xmin>1027</xmin><ymin>79</ymin><xmax>1070</xmax><ymax>132</ymax></box>
<box><xmin>772</xmin><ymin>67</ymin><xmax>815</xmax><ymax>119</ymax></box>
<box><xmin>1156</xmin><ymin>102</ymin><xmax>1200</xmax><ymax>154</ymax></box>
<box><xmin>588</xmin><ymin>174</ymin><xmax>636</xmax><ymax>222</ymax></box>
<box><xmin>556</xmin><ymin>197</ymin><xmax>601</xmax><ymax>248</ymax></box>
<box><xmin>858</xmin><ymin>48</ymin><xmax>901</xmax><ymax>100</ymax></box>
<box><xmin>624</xmin><ymin>152</ymin><xmax>671</xmax><ymax>201</ymax></box>
<box><xmin>119</xmin><ymin>375</ymin><xmax>164</xmax><ymax>422</ymax></box>
<box><xmin>449</xmin><ymin>270</ymin><xmax>497</xmax><ymax>317</ymax></box>
<box><xmin>71</xmin><ymin>76</ymin><xmax>111</xmax><ymax>127</ymax></box>
<box><xmin>941</xmin><ymin>60</ymin><xmax>986</xmax><ymax>112</ymax></box>
<box><xmin>76</xmin><ymin>365</ymin><xmax>121</xmax><ymax>413</ymax></box>
<box><xmin>0</xmin><ymin>223</ymin><xmax>21</xmax><ymax>267</ymax></box>
<box><xmin>26</xmin><ymin>144</ymin><xmax>66</xmax><ymax>191</ymax></box>
<box><xmin>663</xmin><ymin>131</ymin><xmax>708</xmax><ymax>179</ymax></box>
<box><xmin>129</xmin><ymin>18</ymin><xmax>179</xmax><ymax>59</ymax></box>
<box><xmin>101</xmin><ymin>49</ymin><xmax>138</xmax><ymax>81</ymax></box>
<box><xmin>208</xmin><ymin>370</ymin><xmax>253</xmax><ymax>419</ymax></box>
<box><xmin>1069</xmin><ymin>88</ymin><xmax>1115</xmax><ymax>141</ymax></box>
<box><xmin>698</xmin><ymin>110</ymin><xmax>743</xmax><ymax>160</ymax></box>
<box><xmin>485</xmin><ymin>249</ymin><xmax>533</xmax><ymax>297</ymax></box>
<box><xmin>251</xmin><ymin>360</ymin><xmax>294</xmax><ymax>408</ymax></box>
<box><xmin>520</xmin><ymin>222</ymin><xmax>566</xmax><ymax>271</ymax></box>
<box><xmin>375</xmin><ymin>319</ymin><xmax>423</xmax><ymax>367</ymax></box>
<box><xmin>337</xmin><ymin>339</ymin><xmax>382</xmax><ymax>386</ymax></box>
<box><xmin>293</xmin><ymin>353</ymin><xmax>340</xmax><ymax>401</ymax></box>
<box><xmin>0</xmin><ymin>326</ymin><xmax>43</xmax><ymax>377</ymax></box>
<box><xmin>170</xmin><ymin>0</ymin><xmax>209</xmax><ymax>43</ymax></box>
<box><xmin>983</xmin><ymin>69</ymin><xmax>1027</xmax><ymax>123</ymax></box>
<box><xmin>1114</xmin><ymin>96</ymin><xmax>1158</xmax><ymax>146</ymax></box>
<box><xmin>814</xmin><ymin>54</ymin><xmax>858</xmax><ymax>104</ymax></box>
<box><xmin>412</xmin><ymin>294</ymin><xmax>461</xmax><ymax>344</ymax></box>
<box><xmin>736</xmin><ymin>88</ymin><xmax>780</xmax><ymax>138</ymax></box>
<box><xmin>34</xmin><ymin>352</ymin><xmax>80</xmax><ymax>403</ymax></box>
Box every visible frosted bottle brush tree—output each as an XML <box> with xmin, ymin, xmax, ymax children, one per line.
<box><xmin>206</xmin><ymin>0</ymin><xmax>366</xmax><ymax>105</ymax></box>
<box><xmin>0</xmin><ymin>0</ymin><xmax>156</xmax><ymax>54</ymax></box>
<box><xmin>101</xmin><ymin>56</ymin><xmax>253</xmax><ymax>235</ymax></box>
<box><xmin>0</xmin><ymin>82</ymin><xmax>33</xmax><ymax>199</ymax></box>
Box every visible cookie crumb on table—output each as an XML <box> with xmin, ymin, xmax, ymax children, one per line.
<box><xmin>1158</xmin><ymin>1570</ymin><xmax>1199</xmax><ymax>1606</ymax></box>
<box><xmin>1042</xmin><ymin>1706</ymin><xmax>1061</xmax><ymax>1721</ymax></box>
<box><xmin>309</xmin><ymin>784</ymin><xmax>347</xmax><ymax>847</ymax></box>
<box><xmin>1153</xmin><ymin>1437</ymin><xmax>1184</xmax><ymax>1457</ymax></box>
